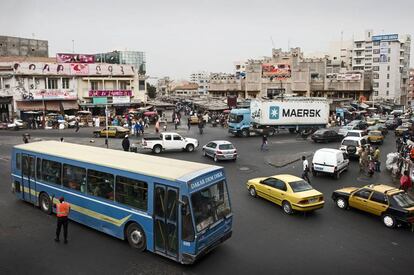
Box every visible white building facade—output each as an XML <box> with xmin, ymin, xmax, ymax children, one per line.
<box><xmin>189</xmin><ymin>71</ymin><xmax>209</xmax><ymax>95</ymax></box>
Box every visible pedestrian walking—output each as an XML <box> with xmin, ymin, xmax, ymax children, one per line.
<box><xmin>399</xmin><ymin>170</ymin><xmax>412</xmax><ymax>192</ymax></box>
<box><xmin>122</xmin><ymin>135</ymin><xmax>130</xmax><ymax>152</ymax></box>
<box><xmin>155</xmin><ymin>120</ymin><xmax>160</xmax><ymax>133</ymax></box>
<box><xmin>359</xmin><ymin>147</ymin><xmax>368</xmax><ymax>172</ymax></box>
<box><xmin>75</xmin><ymin>119</ymin><xmax>80</xmax><ymax>132</ymax></box>
<box><xmin>187</xmin><ymin>117</ymin><xmax>191</xmax><ymax>131</ymax></box>
<box><xmin>260</xmin><ymin>135</ymin><xmax>268</xmax><ymax>151</ymax></box>
<box><xmin>134</xmin><ymin>122</ymin><xmax>141</xmax><ymax>137</ymax></box>
<box><xmin>198</xmin><ymin>119</ymin><xmax>204</xmax><ymax>134</ymax></box>
<box><xmin>22</xmin><ymin>133</ymin><xmax>30</xmax><ymax>144</ymax></box>
<box><xmin>54</xmin><ymin>196</ymin><xmax>71</xmax><ymax>244</ymax></box>
<box><xmin>174</xmin><ymin>117</ymin><xmax>179</xmax><ymax>130</ymax></box>
<box><xmin>301</xmin><ymin>156</ymin><xmax>311</xmax><ymax>183</ymax></box>
<box><xmin>373</xmin><ymin>146</ymin><xmax>381</xmax><ymax>172</ymax></box>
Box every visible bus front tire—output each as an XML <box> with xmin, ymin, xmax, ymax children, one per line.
<box><xmin>126</xmin><ymin>223</ymin><xmax>146</xmax><ymax>252</ymax></box>
<box><xmin>39</xmin><ymin>192</ymin><xmax>52</xmax><ymax>214</ymax></box>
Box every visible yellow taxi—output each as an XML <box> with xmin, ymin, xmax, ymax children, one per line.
<box><xmin>332</xmin><ymin>184</ymin><xmax>414</xmax><ymax>228</ymax></box>
<box><xmin>367</xmin><ymin>130</ymin><xmax>384</xmax><ymax>144</ymax></box>
<box><xmin>247</xmin><ymin>174</ymin><xmax>324</xmax><ymax>214</ymax></box>
<box><xmin>189</xmin><ymin>115</ymin><xmax>200</xmax><ymax>124</ymax></box>
<box><xmin>93</xmin><ymin>126</ymin><xmax>130</xmax><ymax>138</ymax></box>
<box><xmin>366</xmin><ymin>118</ymin><xmax>377</xmax><ymax>126</ymax></box>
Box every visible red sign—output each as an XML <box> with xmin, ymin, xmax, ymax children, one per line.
<box><xmin>57</xmin><ymin>53</ymin><xmax>95</xmax><ymax>63</ymax></box>
<box><xmin>70</xmin><ymin>63</ymin><xmax>89</xmax><ymax>75</ymax></box>
<box><xmin>89</xmin><ymin>90</ymin><xmax>132</xmax><ymax>97</ymax></box>
<box><xmin>262</xmin><ymin>63</ymin><xmax>291</xmax><ymax>79</ymax></box>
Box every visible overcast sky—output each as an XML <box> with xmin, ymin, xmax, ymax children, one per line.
<box><xmin>1</xmin><ymin>0</ymin><xmax>413</xmax><ymax>80</ymax></box>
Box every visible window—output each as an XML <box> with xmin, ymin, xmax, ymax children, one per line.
<box><xmin>22</xmin><ymin>155</ymin><xmax>35</xmax><ymax>178</ymax></box>
<box><xmin>386</xmin><ymin>91</ymin><xmax>389</xmax><ymax>96</ymax></box>
<box><xmin>373</xmin><ymin>82</ymin><xmax>379</xmax><ymax>88</ymax></box>
<box><xmin>90</xmin><ymin>81</ymin><xmax>99</xmax><ymax>90</ymax></box>
<box><xmin>289</xmin><ymin>180</ymin><xmax>313</xmax><ymax>193</ymax></box>
<box><xmin>373</xmin><ymin>49</ymin><xmax>380</xmax><ymax>54</ymax></box>
<box><xmin>387</xmin><ymin>66</ymin><xmax>390</xmax><ymax>71</ymax></box>
<box><xmin>62</xmin><ymin>78</ymin><xmax>70</xmax><ymax>89</ymax></box>
<box><xmin>388</xmin><ymin>48</ymin><xmax>391</xmax><ymax>54</ymax></box>
<box><xmin>374</xmin><ymin>41</ymin><xmax>380</xmax><ymax>46</ymax></box>
<box><xmin>373</xmin><ymin>73</ymin><xmax>379</xmax><ymax>79</ymax></box>
<box><xmin>387</xmin><ymin>74</ymin><xmax>390</xmax><ymax>79</ymax></box>
<box><xmin>181</xmin><ymin>196</ymin><xmax>195</xmax><ymax>241</ymax></box>
<box><xmin>164</xmin><ymin>134</ymin><xmax>172</xmax><ymax>141</ymax></box>
<box><xmin>173</xmin><ymin>135</ymin><xmax>182</xmax><ymax>141</ymax></box>
<box><xmin>139</xmin><ymin>80</ymin><xmax>145</xmax><ymax>90</ymax></box>
<box><xmin>373</xmin><ymin>58</ymin><xmax>379</xmax><ymax>63</ymax></box>
<box><xmin>63</xmin><ymin>164</ymin><xmax>86</xmax><ymax>192</ymax></box>
<box><xmin>370</xmin><ymin>192</ymin><xmax>388</xmax><ymax>204</ymax></box>
<box><xmin>87</xmin><ymin>169</ymin><xmax>114</xmax><ymax>200</ymax></box>
<box><xmin>374</xmin><ymin>91</ymin><xmax>378</xmax><ymax>96</ymax></box>
<box><xmin>47</xmin><ymin>78</ymin><xmax>58</xmax><ymax>89</ymax></box>
<box><xmin>41</xmin><ymin>159</ymin><xmax>62</xmax><ymax>185</ymax></box>
<box><xmin>119</xmin><ymin>81</ymin><xmax>127</xmax><ymax>90</ymax></box>
<box><xmin>387</xmin><ymin>82</ymin><xmax>389</xmax><ymax>88</ymax></box>
<box><xmin>354</xmin><ymin>189</ymin><xmax>372</xmax><ymax>199</ymax></box>
<box><xmin>115</xmin><ymin>176</ymin><xmax>148</xmax><ymax>211</ymax></box>
<box><xmin>373</xmin><ymin>66</ymin><xmax>379</xmax><ymax>71</ymax></box>
<box><xmin>36</xmin><ymin>158</ymin><xmax>42</xmax><ymax>179</ymax></box>
<box><xmin>16</xmin><ymin>153</ymin><xmax>21</xmax><ymax>170</ymax></box>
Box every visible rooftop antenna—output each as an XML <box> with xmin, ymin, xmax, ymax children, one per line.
<box><xmin>270</xmin><ymin>36</ymin><xmax>275</xmax><ymax>48</ymax></box>
<box><xmin>288</xmin><ymin>39</ymin><xmax>290</xmax><ymax>51</ymax></box>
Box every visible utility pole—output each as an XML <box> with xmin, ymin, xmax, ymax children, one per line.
<box><xmin>72</xmin><ymin>40</ymin><xmax>75</xmax><ymax>54</ymax></box>
<box><xmin>105</xmin><ymin>104</ymin><xmax>109</xmax><ymax>148</ymax></box>
<box><xmin>41</xmin><ymin>91</ymin><xmax>46</xmax><ymax>129</ymax></box>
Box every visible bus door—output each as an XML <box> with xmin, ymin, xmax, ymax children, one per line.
<box><xmin>21</xmin><ymin>154</ymin><xmax>36</xmax><ymax>204</ymax></box>
<box><xmin>154</xmin><ymin>184</ymin><xmax>179</xmax><ymax>259</ymax></box>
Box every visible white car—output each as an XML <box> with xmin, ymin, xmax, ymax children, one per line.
<box><xmin>202</xmin><ymin>140</ymin><xmax>237</xmax><ymax>162</ymax></box>
<box><xmin>7</xmin><ymin>119</ymin><xmax>27</xmax><ymax>129</ymax></box>
<box><xmin>338</xmin><ymin>125</ymin><xmax>354</xmax><ymax>137</ymax></box>
<box><xmin>346</xmin><ymin>130</ymin><xmax>367</xmax><ymax>139</ymax></box>
<box><xmin>141</xmin><ymin>132</ymin><xmax>198</xmax><ymax>154</ymax></box>
<box><xmin>312</xmin><ymin>148</ymin><xmax>349</xmax><ymax>179</ymax></box>
<box><xmin>340</xmin><ymin>136</ymin><xmax>368</xmax><ymax>158</ymax></box>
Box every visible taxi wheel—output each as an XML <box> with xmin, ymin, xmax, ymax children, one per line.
<box><xmin>249</xmin><ymin>187</ymin><xmax>257</xmax><ymax>197</ymax></box>
<box><xmin>282</xmin><ymin>201</ymin><xmax>293</xmax><ymax>215</ymax></box>
<box><xmin>382</xmin><ymin>214</ymin><xmax>396</xmax><ymax>228</ymax></box>
<box><xmin>335</xmin><ymin>197</ymin><xmax>348</xmax><ymax>209</ymax></box>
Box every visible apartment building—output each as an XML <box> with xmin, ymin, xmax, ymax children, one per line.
<box><xmin>189</xmin><ymin>71</ymin><xmax>209</xmax><ymax>95</ymax></box>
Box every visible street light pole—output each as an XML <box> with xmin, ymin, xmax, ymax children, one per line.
<box><xmin>41</xmin><ymin>91</ymin><xmax>46</xmax><ymax>129</ymax></box>
<box><xmin>105</xmin><ymin>104</ymin><xmax>109</xmax><ymax>148</ymax></box>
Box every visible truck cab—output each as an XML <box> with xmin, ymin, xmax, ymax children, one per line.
<box><xmin>228</xmin><ymin>109</ymin><xmax>251</xmax><ymax>137</ymax></box>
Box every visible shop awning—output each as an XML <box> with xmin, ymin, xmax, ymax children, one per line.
<box><xmin>16</xmin><ymin>101</ymin><xmax>45</xmax><ymax>111</ymax></box>
<box><xmin>61</xmin><ymin>101</ymin><xmax>78</xmax><ymax>110</ymax></box>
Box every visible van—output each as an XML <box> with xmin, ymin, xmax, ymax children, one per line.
<box><xmin>340</xmin><ymin>136</ymin><xmax>368</xmax><ymax>158</ymax></box>
<box><xmin>312</xmin><ymin>148</ymin><xmax>349</xmax><ymax>179</ymax></box>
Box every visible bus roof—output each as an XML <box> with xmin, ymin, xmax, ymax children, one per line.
<box><xmin>14</xmin><ymin>141</ymin><xmax>220</xmax><ymax>182</ymax></box>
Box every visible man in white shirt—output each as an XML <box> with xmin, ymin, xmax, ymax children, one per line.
<box><xmin>302</xmin><ymin>156</ymin><xmax>311</xmax><ymax>183</ymax></box>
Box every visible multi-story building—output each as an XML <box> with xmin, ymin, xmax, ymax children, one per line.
<box><xmin>156</xmin><ymin>77</ymin><xmax>172</xmax><ymax>97</ymax></box>
<box><xmin>95</xmin><ymin>50</ymin><xmax>146</xmax><ymax>74</ymax></box>
<box><xmin>170</xmin><ymin>82</ymin><xmax>199</xmax><ymax>97</ymax></box>
<box><xmin>409</xmin><ymin>69</ymin><xmax>414</xmax><ymax>107</ymax></box>
<box><xmin>0</xmin><ymin>35</ymin><xmax>48</xmax><ymax>57</ymax></box>
<box><xmin>0</xmin><ymin>56</ymin><xmax>147</xmax><ymax>120</ymax></box>
<box><xmin>189</xmin><ymin>71</ymin><xmax>209</xmax><ymax>95</ymax></box>
<box><xmin>350</xmin><ymin>30</ymin><xmax>411</xmax><ymax>104</ymax></box>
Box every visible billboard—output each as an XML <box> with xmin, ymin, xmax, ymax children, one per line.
<box><xmin>10</xmin><ymin>62</ymin><xmax>135</xmax><ymax>76</ymax></box>
<box><xmin>336</xmin><ymin>73</ymin><xmax>362</xmax><ymax>81</ymax></box>
<box><xmin>57</xmin><ymin>53</ymin><xmax>95</xmax><ymax>63</ymax></box>
<box><xmin>262</xmin><ymin>63</ymin><xmax>291</xmax><ymax>79</ymax></box>
<box><xmin>372</xmin><ymin>34</ymin><xmax>398</xmax><ymax>42</ymax></box>
<box><xmin>88</xmin><ymin>90</ymin><xmax>132</xmax><ymax>97</ymax></box>
<box><xmin>112</xmin><ymin>96</ymin><xmax>131</xmax><ymax>104</ymax></box>
<box><xmin>21</xmin><ymin>89</ymin><xmax>77</xmax><ymax>101</ymax></box>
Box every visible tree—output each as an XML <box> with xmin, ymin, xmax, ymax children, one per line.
<box><xmin>147</xmin><ymin>83</ymin><xmax>157</xmax><ymax>99</ymax></box>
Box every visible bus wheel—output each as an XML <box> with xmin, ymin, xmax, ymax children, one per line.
<box><xmin>241</xmin><ymin>129</ymin><xmax>249</xmax><ymax>137</ymax></box>
<box><xmin>126</xmin><ymin>223</ymin><xmax>146</xmax><ymax>252</ymax></box>
<box><xmin>39</xmin><ymin>192</ymin><xmax>52</xmax><ymax>214</ymax></box>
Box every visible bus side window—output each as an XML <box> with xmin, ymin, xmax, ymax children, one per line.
<box><xmin>87</xmin><ymin>169</ymin><xmax>114</xmax><ymax>200</ymax></box>
<box><xmin>36</xmin><ymin>158</ymin><xmax>42</xmax><ymax>180</ymax></box>
<box><xmin>115</xmin><ymin>176</ymin><xmax>148</xmax><ymax>211</ymax></box>
<box><xmin>41</xmin><ymin>159</ymin><xmax>62</xmax><ymax>185</ymax></box>
<box><xmin>16</xmin><ymin>153</ymin><xmax>21</xmax><ymax>170</ymax></box>
<box><xmin>181</xmin><ymin>196</ymin><xmax>195</xmax><ymax>242</ymax></box>
<box><xmin>63</xmin><ymin>164</ymin><xmax>86</xmax><ymax>193</ymax></box>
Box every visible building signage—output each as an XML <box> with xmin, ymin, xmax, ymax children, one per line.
<box><xmin>93</xmin><ymin>97</ymin><xmax>108</xmax><ymax>104</ymax></box>
<box><xmin>112</xmin><ymin>96</ymin><xmax>130</xmax><ymax>104</ymax></box>
<box><xmin>9</xmin><ymin>62</ymin><xmax>135</xmax><ymax>76</ymax></box>
<box><xmin>21</xmin><ymin>89</ymin><xmax>77</xmax><ymax>101</ymax></box>
<box><xmin>262</xmin><ymin>63</ymin><xmax>291</xmax><ymax>79</ymax></box>
<box><xmin>189</xmin><ymin>171</ymin><xmax>224</xmax><ymax>190</ymax></box>
<box><xmin>269</xmin><ymin>106</ymin><xmax>321</xmax><ymax>119</ymax></box>
<box><xmin>57</xmin><ymin>53</ymin><xmax>95</xmax><ymax>63</ymax></box>
<box><xmin>89</xmin><ymin>90</ymin><xmax>132</xmax><ymax>97</ymax></box>
<box><xmin>336</xmin><ymin>73</ymin><xmax>362</xmax><ymax>81</ymax></box>
<box><xmin>372</xmin><ymin>34</ymin><xmax>398</xmax><ymax>41</ymax></box>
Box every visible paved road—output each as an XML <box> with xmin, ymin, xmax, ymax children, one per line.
<box><xmin>0</xmin><ymin>125</ymin><xmax>413</xmax><ymax>274</ymax></box>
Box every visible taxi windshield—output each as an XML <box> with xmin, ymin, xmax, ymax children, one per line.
<box><xmin>392</xmin><ymin>192</ymin><xmax>414</xmax><ymax>208</ymax></box>
<box><xmin>289</xmin><ymin>180</ymin><xmax>313</xmax><ymax>192</ymax></box>
<box><xmin>191</xmin><ymin>181</ymin><xmax>231</xmax><ymax>232</ymax></box>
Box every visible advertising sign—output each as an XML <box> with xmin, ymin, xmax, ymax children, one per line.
<box><xmin>70</xmin><ymin>63</ymin><xmax>89</xmax><ymax>75</ymax></box>
<box><xmin>336</xmin><ymin>73</ymin><xmax>362</xmax><ymax>81</ymax></box>
<box><xmin>14</xmin><ymin>62</ymin><xmax>71</xmax><ymax>75</ymax></box>
<box><xmin>89</xmin><ymin>90</ymin><xmax>132</xmax><ymax>97</ymax></box>
<box><xmin>93</xmin><ymin>97</ymin><xmax>108</xmax><ymax>104</ymax></box>
<box><xmin>372</xmin><ymin>34</ymin><xmax>398</xmax><ymax>41</ymax></box>
<box><xmin>57</xmin><ymin>53</ymin><xmax>95</xmax><ymax>63</ymax></box>
<box><xmin>112</xmin><ymin>96</ymin><xmax>130</xmax><ymax>104</ymax></box>
<box><xmin>21</xmin><ymin>89</ymin><xmax>77</xmax><ymax>101</ymax></box>
<box><xmin>262</xmin><ymin>63</ymin><xmax>291</xmax><ymax>78</ymax></box>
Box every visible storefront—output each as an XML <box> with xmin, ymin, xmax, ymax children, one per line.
<box><xmin>0</xmin><ymin>96</ymin><xmax>13</xmax><ymax>122</ymax></box>
<box><xmin>16</xmin><ymin>100</ymin><xmax>78</xmax><ymax>114</ymax></box>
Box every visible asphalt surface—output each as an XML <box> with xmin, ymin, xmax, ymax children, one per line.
<box><xmin>0</xmin><ymin>124</ymin><xmax>413</xmax><ymax>274</ymax></box>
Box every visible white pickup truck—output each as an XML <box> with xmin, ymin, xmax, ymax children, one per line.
<box><xmin>141</xmin><ymin>132</ymin><xmax>199</xmax><ymax>154</ymax></box>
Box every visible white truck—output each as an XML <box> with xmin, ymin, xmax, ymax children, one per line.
<box><xmin>141</xmin><ymin>132</ymin><xmax>199</xmax><ymax>154</ymax></box>
<box><xmin>228</xmin><ymin>97</ymin><xmax>330</xmax><ymax>137</ymax></box>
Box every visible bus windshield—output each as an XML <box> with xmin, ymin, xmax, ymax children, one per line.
<box><xmin>191</xmin><ymin>180</ymin><xmax>231</xmax><ymax>232</ymax></box>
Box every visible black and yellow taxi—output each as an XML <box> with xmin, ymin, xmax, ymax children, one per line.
<box><xmin>332</xmin><ymin>184</ymin><xmax>414</xmax><ymax>228</ymax></box>
<box><xmin>93</xmin><ymin>126</ymin><xmax>130</xmax><ymax>138</ymax></box>
<box><xmin>367</xmin><ymin>130</ymin><xmax>384</xmax><ymax>144</ymax></box>
<box><xmin>247</xmin><ymin>174</ymin><xmax>324</xmax><ymax>214</ymax></box>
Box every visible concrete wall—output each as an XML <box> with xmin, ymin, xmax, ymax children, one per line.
<box><xmin>0</xmin><ymin>36</ymin><xmax>48</xmax><ymax>57</ymax></box>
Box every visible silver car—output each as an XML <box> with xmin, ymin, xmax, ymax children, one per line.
<box><xmin>202</xmin><ymin>140</ymin><xmax>237</xmax><ymax>162</ymax></box>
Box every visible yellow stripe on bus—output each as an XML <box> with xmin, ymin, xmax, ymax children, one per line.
<box><xmin>21</xmin><ymin>188</ymin><xmax>131</xmax><ymax>227</ymax></box>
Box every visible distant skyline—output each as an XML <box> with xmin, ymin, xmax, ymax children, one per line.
<box><xmin>0</xmin><ymin>0</ymin><xmax>413</xmax><ymax>80</ymax></box>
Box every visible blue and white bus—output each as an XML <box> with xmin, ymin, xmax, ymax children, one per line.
<box><xmin>11</xmin><ymin>141</ymin><xmax>232</xmax><ymax>264</ymax></box>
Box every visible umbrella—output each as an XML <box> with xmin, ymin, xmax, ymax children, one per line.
<box><xmin>144</xmin><ymin>111</ymin><xmax>157</xmax><ymax>116</ymax></box>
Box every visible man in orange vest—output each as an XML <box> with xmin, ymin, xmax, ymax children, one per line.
<box><xmin>54</xmin><ymin>196</ymin><xmax>71</xmax><ymax>244</ymax></box>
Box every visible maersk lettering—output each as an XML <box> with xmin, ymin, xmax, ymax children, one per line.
<box><xmin>282</xmin><ymin>109</ymin><xmax>320</xmax><ymax>117</ymax></box>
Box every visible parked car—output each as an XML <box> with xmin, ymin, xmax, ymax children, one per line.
<box><xmin>7</xmin><ymin>119</ymin><xmax>28</xmax><ymax>129</ymax></box>
<box><xmin>311</xmin><ymin>129</ymin><xmax>342</xmax><ymax>143</ymax></box>
<box><xmin>367</xmin><ymin>130</ymin><xmax>384</xmax><ymax>144</ymax></box>
<box><xmin>0</xmin><ymin>122</ymin><xmax>8</xmax><ymax>130</ymax></box>
<box><xmin>347</xmin><ymin>120</ymin><xmax>368</xmax><ymax>130</ymax></box>
<box><xmin>247</xmin><ymin>174</ymin><xmax>324</xmax><ymax>214</ymax></box>
<box><xmin>312</xmin><ymin>148</ymin><xmax>349</xmax><ymax>179</ymax></box>
<box><xmin>332</xmin><ymin>184</ymin><xmax>414</xmax><ymax>228</ymax></box>
<box><xmin>93</xmin><ymin>126</ymin><xmax>130</xmax><ymax>138</ymax></box>
<box><xmin>340</xmin><ymin>136</ymin><xmax>368</xmax><ymax>158</ymax></box>
<box><xmin>346</xmin><ymin>130</ymin><xmax>367</xmax><ymax>138</ymax></box>
<box><xmin>202</xmin><ymin>140</ymin><xmax>237</xmax><ymax>162</ymax></box>
<box><xmin>141</xmin><ymin>132</ymin><xmax>198</xmax><ymax>154</ymax></box>
<box><xmin>385</xmin><ymin>119</ymin><xmax>398</xmax><ymax>130</ymax></box>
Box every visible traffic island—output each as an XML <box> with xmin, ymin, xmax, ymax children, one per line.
<box><xmin>266</xmin><ymin>151</ymin><xmax>314</xmax><ymax>168</ymax></box>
